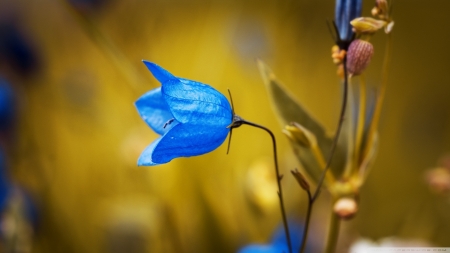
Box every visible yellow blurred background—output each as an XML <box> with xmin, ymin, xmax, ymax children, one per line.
<box><xmin>0</xmin><ymin>0</ymin><xmax>449</xmax><ymax>252</ymax></box>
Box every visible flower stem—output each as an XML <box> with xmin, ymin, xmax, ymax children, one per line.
<box><xmin>312</xmin><ymin>56</ymin><xmax>349</xmax><ymax>202</ymax></box>
<box><xmin>299</xmin><ymin>55</ymin><xmax>348</xmax><ymax>253</ymax></box>
<box><xmin>238</xmin><ymin>119</ymin><xmax>293</xmax><ymax>253</ymax></box>
<box><xmin>324</xmin><ymin>206</ymin><xmax>341</xmax><ymax>253</ymax></box>
<box><xmin>299</xmin><ymin>190</ymin><xmax>312</xmax><ymax>253</ymax></box>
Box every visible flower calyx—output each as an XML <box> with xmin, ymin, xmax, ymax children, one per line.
<box><xmin>371</xmin><ymin>0</ymin><xmax>395</xmax><ymax>34</ymax></box>
<box><xmin>227</xmin><ymin>114</ymin><xmax>244</xmax><ymax>129</ymax></box>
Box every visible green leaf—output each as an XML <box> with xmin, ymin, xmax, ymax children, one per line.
<box><xmin>257</xmin><ymin>59</ymin><xmax>348</xmax><ymax>183</ymax></box>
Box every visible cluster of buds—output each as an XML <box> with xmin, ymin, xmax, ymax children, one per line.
<box><xmin>332</xmin><ymin>0</ymin><xmax>395</xmax><ymax>77</ymax></box>
<box><xmin>372</xmin><ymin>0</ymin><xmax>394</xmax><ymax>28</ymax></box>
<box><xmin>331</xmin><ymin>45</ymin><xmax>346</xmax><ymax>78</ymax></box>
<box><xmin>371</xmin><ymin>0</ymin><xmax>388</xmax><ymax>18</ymax></box>
<box><xmin>332</xmin><ymin>40</ymin><xmax>374</xmax><ymax>78</ymax></box>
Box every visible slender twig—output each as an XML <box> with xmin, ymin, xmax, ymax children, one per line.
<box><xmin>299</xmin><ymin>190</ymin><xmax>312</xmax><ymax>253</ymax></box>
<box><xmin>236</xmin><ymin>119</ymin><xmax>292</xmax><ymax>253</ymax></box>
<box><xmin>293</xmin><ymin>54</ymin><xmax>349</xmax><ymax>253</ymax></box>
<box><xmin>312</xmin><ymin>56</ymin><xmax>349</xmax><ymax>201</ymax></box>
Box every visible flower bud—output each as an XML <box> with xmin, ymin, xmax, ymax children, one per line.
<box><xmin>371</xmin><ymin>6</ymin><xmax>380</xmax><ymax>17</ymax></box>
<box><xmin>331</xmin><ymin>45</ymin><xmax>346</xmax><ymax>65</ymax></box>
<box><xmin>291</xmin><ymin>169</ymin><xmax>310</xmax><ymax>191</ymax></box>
<box><xmin>375</xmin><ymin>0</ymin><xmax>388</xmax><ymax>16</ymax></box>
<box><xmin>346</xmin><ymin>39</ymin><xmax>374</xmax><ymax>76</ymax></box>
<box><xmin>333</xmin><ymin>197</ymin><xmax>358</xmax><ymax>219</ymax></box>
<box><xmin>351</xmin><ymin>17</ymin><xmax>386</xmax><ymax>34</ymax></box>
<box><xmin>283</xmin><ymin>122</ymin><xmax>316</xmax><ymax>148</ymax></box>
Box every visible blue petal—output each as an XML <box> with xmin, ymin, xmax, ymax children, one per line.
<box><xmin>135</xmin><ymin>87</ymin><xmax>177</xmax><ymax>135</ymax></box>
<box><xmin>149</xmin><ymin>123</ymin><xmax>229</xmax><ymax>164</ymax></box>
<box><xmin>162</xmin><ymin>78</ymin><xmax>232</xmax><ymax>127</ymax></box>
<box><xmin>238</xmin><ymin>244</ymin><xmax>285</xmax><ymax>253</ymax></box>
<box><xmin>271</xmin><ymin>221</ymin><xmax>304</xmax><ymax>251</ymax></box>
<box><xmin>137</xmin><ymin>137</ymin><xmax>164</xmax><ymax>166</ymax></box>
<box><xmin>143</xmin><ymin>60</ymin><xmax>177</xmax><ymax>84</ymax></box>
<box><xmin>335</xmin><ymin>0</ymin><xmax>362</xmax><ymax>41</ymax></box>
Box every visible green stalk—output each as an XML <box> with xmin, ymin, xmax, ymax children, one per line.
<box><xmin>312</xmin><ymin>55</ymin><xmax>349</xmax><ymax>201</ymax></box>
<box><xmin>324</xmin><ymin>206</ymin><xmax>341</xmax><ymax>253</ymax></box>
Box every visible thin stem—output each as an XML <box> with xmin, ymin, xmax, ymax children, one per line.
<box><xmin>299</xmin><ymin>191</ymin><xmax>312</xmax><ymax>253</ymax></box>
<box><xmin>324</xmin><ymin>207</ymin><xmax>341</xmax><ymax>253</ymax></box>
<box><xmin>238</xmin><ymin>120</ymin><xmax>292</xmax><ymax>253</ymax></box>
<box><xmin>312</xmin><ymin>56</ymin><xmax>349</xmax><ymax>201</ymax></box>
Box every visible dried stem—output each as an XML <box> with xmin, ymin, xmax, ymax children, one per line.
<box><xmin>299</xmin><ymin>190</ymin><xmax>312</xmax><ymax>253</ymax></box>
<box><xmin>294</xmin><ymin>56</ymin><xmax>349</xmax><ymax>253</ymax></box>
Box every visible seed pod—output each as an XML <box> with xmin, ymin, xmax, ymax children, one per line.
<box><xmin>346</xmin><ymin>39</ymin><xmax>374</xmax><ymax>76</ymax></box>
<box><xmin>333</xmin><ymin>197</ymin><xmax>358</xmax><ymax>220</ymax></box>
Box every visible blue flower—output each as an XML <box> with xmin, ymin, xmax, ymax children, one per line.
<box><xmin>335</xmin><ymin>0</ymin><xmax>363</xmax><ymax>42</ymax></box>
<box><xmin>0</xmin><ymin>78</ymin><xmax>15</xmax><ymax>132</ymax></box>
<box><xmin>135</xmin><ymin>61</ymin><xmax>233</xmax><ymax>166</ymax></box>
<box><xmin>238</xmin><ymin>221</ymin><xmax>304</xmax><ymax>253</ymax></box>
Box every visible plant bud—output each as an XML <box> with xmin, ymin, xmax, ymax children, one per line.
<box><xmin>331</xmin><ymin>45</ymin><xmax>346</xmax><ymax>65</ymax></box>
<box><xmin>291</xmin><ymin>169</ymin><xmax>310</xmax><ymax>191</ymax></box>
<box><xmin>346</xmin><ymin>39</ymin><xmax>374</xmax><ymax>76</ymax></box>
<box><xmin>371</xmin><ymin>6</ymin><xmax>380</xmax><ymax>17</ymax></box>
<box><xmin>351</xmin><ymin>17</ymin><xmax>386</xmax><ymax>34</ymax></box>
<box><xmin>283</xmin><ymin>122</ymin><xmax>316</xmax><ymax>148</ymax></box>
<box><xmin>375</xmin><ymin>0</ymin><xmax>388</xmax><ymax>16</ymax></box>
<box><xmin>333</xmin><ymin>197</ymin><xmax>358</xmax><ymax>219</ymax></box>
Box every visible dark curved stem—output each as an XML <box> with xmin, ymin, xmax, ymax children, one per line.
<box><xmin>299</xmin><ymin>190</ymin><xmax>312</xmax><ymax>253</ymax></box>
<box><xmin>312</xmin><ymin>56</ymin><xmax>349</xmax><ymax>202</ymax></box>
<box><xmin>239</xmin><ymin>120</ymin><xmax>292</xmax><ymax>253</ymax></box>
